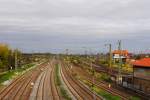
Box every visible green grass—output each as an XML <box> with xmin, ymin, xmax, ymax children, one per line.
<box><xmin>82</xmin><ymin>79</ymin><xmax>121</xmax><ymax>100</ymax></box>
<box><xmin>129</xmin><ymin>96</ymin><xmax>141</xmax><ymax>100</ymax></box>
<box><xmin>93</xmin><ymin>86</ymin><xmax>121</xmax><ymax>100</ymax></box>
<box><xmin>55</xmin><ymin>64</ymin><xmax>61</xmax><ymax>86</ymax></box>
<box><xmin>55</xmin><ymin>64</ymin><xmax>72</xmax><ymax>100</ymax></box>
<box><xmin>81</xmin><ymin>78</ymin><xmax>140</xmax><ymax>100</ymax></box>
<box><xmin>0</xmin><ymin>71</ymin><xmax>15</xmax><ymax>84</ymax></box>
<box><xmin>95</xmin><ymin>72</ymin><xmax>112</xmax><ymax>83</ymax></box>
<box><xmin>0</xmin><ymin>63</ymin><xmax>35</xmax><ymax>84</ymax></box>
<box><xmin>80</xmin><ymin>64</ymin><xmax>112</xmax><ymax>83</ymax></box>
<box><xmin>59</xmin><ymin>86</ymin><xmax>72</xmax><ymax>100</ymax></box>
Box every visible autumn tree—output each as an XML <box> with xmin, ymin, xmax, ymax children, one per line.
<box><xmin>0</xmin><ymin>43</ymin><xmax>10</xmax><ymax>69</ymax></box>
<box><xmin>0</xmin><ymin>43</ymin><xmax>22</xmax><ymax>70</ymax></box>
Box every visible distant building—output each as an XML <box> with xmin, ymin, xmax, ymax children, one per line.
<box><xmin>133</xmin><ymin>58</ymin><xmax>150</xmax><ymax>95</ymax></box>
<box><xmin>112</xmin><ymin>50</ymin><xmax>131</xmax><ymax>63</ymax></box>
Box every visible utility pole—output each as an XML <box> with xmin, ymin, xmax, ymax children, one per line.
<box><xmin>65</xmin><ymin>49</ymin><xmax>69</xmax><ymax>67</ymax></box>
<box><xmin>90</xmin><ymin>57</ymin><xmax>95</xmax><ymax>100</ymax></box>
<box><xmin>85</xmin><ymin>50</ymin><xmax>87</xmax><ymax>58</ymax></box>
<box><xmin>118</xmin><ymin>40</ymin><xmax>122</xmax><ymax>84</ymax></box>
<box><xmin>82</xmin><ymin>47</ymin><xmax>88</xmax><ymax>59</ymax></box>
<box><xmin>66</xmin><ymin>49</ymin><xmax>69</xmax><ymax>55</ymax></box>
<box><xmin>31</xmin><ymin>50</ymin><xmax>33</xmax><ymax>63</ymax></box>
<box><xmin>105</xmin><ymin>44</ymin><xmax>112</xmax><ymax>73</ymax></box>
<box><xmin>15</xmin><ymin>50</ymin><xmax>18</xmax><ymax>70</ymax></box>
<box><xmin>109</xmin><ymin>44</ymin><xmax>112</xmax><ymax>73</ymax></box>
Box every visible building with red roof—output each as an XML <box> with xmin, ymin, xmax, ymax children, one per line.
<box><xmin>113</xmin><ymin>50</ymin><xmax>129</xmax><ymax>57</ymax></box>
<box><xmin>133</xmin><ymin>58</ymin><xmax>150</xmax><ymax>80</ymax></box>
<box><xmin>112</xmin><ymin>50</ymin><xmax>131</xmax><ymax>63</ymax></box>
<box><xmin>133</xmin><ymin>58</ymin><xmax>150</xmax><ymax>68</ymax></box>
<box><xmin>132</xmin><ymin>58</ymin><xmax>150</xmax><ymax>95</ymax></box>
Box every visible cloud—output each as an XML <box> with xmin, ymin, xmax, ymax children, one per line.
<box><xmin>0</xmin><ymin>0</ymin><xmax>150</xmax><ymax>53</ymax></box>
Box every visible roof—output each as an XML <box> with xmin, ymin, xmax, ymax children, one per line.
<box><xmin>112</xmin><ymin>50</ymin><xmax>129</xmax><ymax>55</ymax></box>
<box><xmin>133</xmin><ymin>58</ymin><xmax>150</xmax><ymax>67</ymax></box>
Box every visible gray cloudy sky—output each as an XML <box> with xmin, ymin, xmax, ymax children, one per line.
<box><xmin>0</xmin><ymin>0</ymin><xmax>150</xmax><ymax>53</ymax></box>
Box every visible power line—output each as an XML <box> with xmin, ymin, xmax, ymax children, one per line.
<box><xmin>105</xmin><ymin>43</ymin><xmax>112</xmax><ymax>73</ymax></box>
<box><xmin>118</xmin><ymin>40</ymin><xmax>122</xmax><ymax>84</ymax></box>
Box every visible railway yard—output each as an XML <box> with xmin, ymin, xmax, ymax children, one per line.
<box><xmin>1</xmin><ymin>0</ymin><xmax>150</xmax><ymax>100</ymax></box>
<box><xmin>0</xmin><ymin>57</ymin><xmax>147</xmax><ymax>100</ymax></box>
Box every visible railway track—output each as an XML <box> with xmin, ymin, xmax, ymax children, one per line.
<box><xmin>82</xmin><ymin>61</ymin><xmax>131</xmax><ymax>77</ymax></box>
<box><xmin>0</xmin><ymin>62</ymin><xmax>48</xmax><ymax>100</ymax></box>
<box><xmin>67</xmin><ymin>63</ymin><xmax>130</xmax><ymax>100</ymax></box>
<box><xmin>50</xmin><ymin>61</ymin><xmax>61</xmax><ymax>100</ymax></box>
<box><xmin>86</xmin><ymin>79</ymin><xmax>128</xmax><ymax>100</ymax></box>
<box><xmin>61</xmin><ymin>61</ymin><xmax>103</xmax><ymax>100</ymax></box>
<box><xmin>0</xmin><ymin>58</ymin><xmax>130</xmax><ymax>100</ymax></box>
<box><xmin>29</xmin><ymin>60</ymin><xmax>60</xmax><ymax>100</ymax></box>
<box><xmin>60</xmin><ymin>64</ymin><xmax>82</xmax><ymax>99</ymax></box>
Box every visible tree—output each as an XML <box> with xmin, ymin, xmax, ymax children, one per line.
<box><xmin>13</xmin><ymin>49</ymin><xmax>22</xmax><ymax>69</ymax></box>
<box><xmin>0</xmin><ymin>43</ymin><xmax>10</xmax><ymax>69</ymax></box>
<box><xmin>0</xmin><ymin>43</ymin><xmax>22</xmax><ymax>70</ymax></box>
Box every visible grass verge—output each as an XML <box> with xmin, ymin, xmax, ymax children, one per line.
<box><xmin>0</xmin><ymin>63</ymin><xmax>35</xmax><ymax>85</ymax></box>
<box><xmin>55</xmin><ymin>64</ymin><xmax>71</xmax><ymax>100</ymax></box>
<box><xmin>129</xmin><ymin>96</ymin><xmax>141</xmax><ymax>100</ymax></box>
